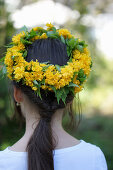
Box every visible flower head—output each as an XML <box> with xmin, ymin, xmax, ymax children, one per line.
<box><xmin>12</xmin><ymin>31</ymin><xmax>25</xmax><ymax>44</ymax></box>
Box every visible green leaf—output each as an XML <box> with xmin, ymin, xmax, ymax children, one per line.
<box><xmin>36</xmin><ymin>87</ymin><xmax>42</xmax><ymax>99</ymax></box>
<box><xmin>65</xmin><ymin>87</ymin><xmax>69</xmax><ymax>94</ymax></box>
<box><xmin>46</xmin><ymin>31</ymin><xmax>58</xmax><ymax>38</ymax></box>
<box><xmin>22</xmin><ymin>50</ymin><xmax>27</xmax><ymax>58</ymax></box>
<box><xmin>79</xmin><ymin>40</ymin><xmax>88</xmax><ymax>48</ymax></box>
<box><xmin>0</xmin><ymin>65</ymin><xmax>7</xmax><ymax>80</ymax></box>
<box><xmin>79</xmin><ymin>40</ymin><xmax>85</xmax><ymax>46</ymax></box>
<box><xmin>49</xmin><ymin>85</ymin><xmax>56</xmax><ymax>93</ymax></box>
<box><xmin>67</xmin><ymin>82</ymin><xmax>79</xmax><ymax>88</ymax></box>
<box><xmin>78</xmin><ymin>69</ymin><xmax>84</xmax><ymax>77</ymax></box>
<box><xmin>72</xmin><ymin>72</ymin><xmax>77</xmax><ymax>81</ymax></box>
<box><xmin>46</xmin><ymin>31</ymin><xmax>54</xmax><ymax>36</ymax></box>
<box><xmin>33</xmin><ymin>81</ymin><xmax>42</xmax><ymax>99</ymax></box>
<box><xmin>42</xmin><ymin>64</ymin><xmax>52</xmax><ymax>71</ymax></box>
<box><xmin>68</xmin><ymin>38</ymin><xmax>75</xmax><ymax>47</ymax></box>
<box><xmin>22</xmin><ymin>79</ymin><xmax>26</xmax><ymax>85</ymax></box>
<box><xmin>42</xmin><ymin>65</ymin><xmax>50</xmax><ymax>72</ymax></box>
<box><xmin>76</xmin><ymin>45</ymin><xmax>84</xmax><ymax>52</ymax></box>
<box><xmin>55</xmin><ymin>87</ymin><xmax>70</xmax><ymax>105</ymax></box>
<box><xmin>41</xmin><ymin>61</ymin><xmax>50</xmax><ymax>64</ymax></box>
<box><xmin>11</xmin><ymin>56</ymin><xmax>15</xmax><ymax>61</ymax></box>
<box><xmin>55</xmin><ymin>65</ymin><xmax>61</xmax><ymax>72</ymax></box>
<box><xmin>90</xmin><ymin>61</ymin><xmax>93</xmax><ymax>68</ymax></box>
<box><xmin>67</xmin><ymin>46</ymin><xmax>72</xmax><ymax>57</ymax></box>
<box><xmin>4</xmin><ymin>43</ymin><xmax>14</xmax><ymax>48</ymax></box>
<box><xmin>66</xmin><ymin>38</ymin><xmax>79</xmax><ymax>51</ymax></box>
<box><xmin>68</xmin><ymin>57</ymin><xmax>72</xmax><ymax>62</ymax></box>
<box><xmin>75</xmin><ymin>38</ymin><xmax>79</xmax><ymax>43</ymax></box>
<box><xmin>78</xmin><ymin>76</ymin><xmax>86</xmax><ymax>83</ymax></box>
<box><xmin>0</xmin><ymin>56</ymin><xmax>5</xmax><ymax>63</ymax></box>
<box><xmin>61</xmin><ymin>87</ymin><xmax>70</xmax><ymax>105</ymax></box>
<box><xmin>41</xmin><ymin>78</ymin><xmax>45</xmax><ymax>85</ymax></box>
<box><xmin>61</xmin><ymin>89</ymin><xmax>67</xmax><ymax>105</ymax></box>
<box><xmin>55</xmin><ymin>88</ymin><xmax>64</xmax><ymax>104</ymax></box>
<box><xmin>60</xmin><ymin>35</ymin><xmax>65</xmax><ymax>44</ymax></box>
<box><xmin>27</xmin><ymin>30</ymin><xmax>37</xmax><ymax>39</ymax></box>
<box><xmin>77</xmin><ymin>69</ymin><xmax>86</xmax><ymax>83</ymax></box>
<box><xmin>52</xmin><ymin>27</ymin><xmax>56</xmax><ymax>32</ymax></box>
<box><xmin>50</xmin><ymin>35</ymin><xmax>58</xmax><ymax>39</ymax></box>
<box><xmin>69</xmin><ymin>87</ymin><xmax>75</xmax><ymax>95</ymax></box>
<box><xmin>67</xmin><ymin>50</ymin><xmax>70</xmax><ymax>57</ymax></box>
<box><xmin>21</xmin><ymin>38</ymin><xmax>32</xmax><ymax>45</ymax></box>
<box><xmin>33</xmin><ymin>80</ymin><xmax>38</xmax><ymax>85</ymax></box>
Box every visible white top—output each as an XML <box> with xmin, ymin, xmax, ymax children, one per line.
<box><xmin>0</xmin><ymin>139</ymin><xmax>108</xmax><ymax>170</ymax></box>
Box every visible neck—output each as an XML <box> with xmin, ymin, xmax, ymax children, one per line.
<box><xmin>22</xmin><ymin>109</ymin><xmax>65</xmax><ymax>145</ymax></box>
<box><xmin>11</xmin><ymin>108</ymin><xmax>79</xmax><ymax>151</ymax></box>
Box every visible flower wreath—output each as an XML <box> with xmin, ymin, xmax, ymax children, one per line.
<box><xmin>0</xmin><ymin>23</ymin><xmax>92</xmax><ymax>104</ymax></box>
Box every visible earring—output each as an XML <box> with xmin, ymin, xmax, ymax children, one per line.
<box><xmin>16</xmin><ymin>102</ymin><xmax>20</xmax><ymax>106</ymax></box>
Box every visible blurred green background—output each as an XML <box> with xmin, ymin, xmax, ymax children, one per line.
<box><xmin>0</xmin><ymin>0</ymin><xmax>113</xmax><ymax>169</ymax></box>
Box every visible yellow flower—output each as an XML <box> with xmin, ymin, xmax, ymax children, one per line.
<box><xmin>4</xmin><ymin>51</ymin><xmax>13</xmax><ymax>66</ymax></box>
<box><xmin>40</xmin><ymin>63</ymin><xmax>47</xmax><ymax>67</ymax></box>
<box><xmin>31</xmin><ymin>33</ymin><xmax>48</xmax><ymax>41</ymax></box>
<box><xmin>7</xmin><ymin>67</ymin><xmax>13</xmax><ymax>75</ymax></box>
<box><xmin>55</xmin><ymin>79</ymin><xmax>66</xmax><ymax>89</ymax></box>
<box><xmin>32</xmin><ymin>86</ymin><xmax>38</xmax><ymax>91</ymax></box>
<box><xmin>12</xmin><ymin>31</ymin><xmax>25</xmax><ymax>44</ymax></box>
<box><xmin>31</xmin><ymin>61</ymin><xmax>42</xmax><ymax>72</ymax></box>
<box><xmin>32</xmin><ymin>35</ymin><xmax>40</xmax><ymax>41</ymax></box>
<box><xmin>84</xmin><ymin>47</ymin><xmax>90</xmax><ymax>55</ymax></box>
<box><xmin>17</xmin><ymin>43</ymin><xmax>25</xmax><ymax>50</ymax></box>
<box><xmin>58</xmin><ymin>29</ymin><xmax>72</xmax><ymax>39</ymax></box>
<box><xmin>46</xmin><ymin>22</ymin><xmax>54</xmax><ymax>30</ymax></box>
<box><xmin>73</xmin><ymin>49</ymin><xmax>81</xmax><ymax>60</ymax></box>
<box><xmin>8</xmin><ymin>46</ymin><xmax>21</xmax><ymax>56</ymax></box>
<box><xmin>14</xmin><ymin>55</ymin><xmax>25</xmax><ymax>66</ymax></box>
<box><xmin>7</xmin><ymin>73</ymin><xmax>13</xmax><ymax>80</ymax></box>
<box><xmin>73</xmin><ymin>77</ymin><xmax>80</xmax><ymax>85</ymax></box>
<box><xmin>24</xmin><ymin>62</ymin><xmax>31</xmax><ymax>71</ymax></box>
<box><xmin>45</xmin><ymin>71</ymin><xmax>55</xmax><ymax>85</ymax></box>
<box><xmin>70</xmin><ymin>59</ymin><xmax>81</xmax><ymax>72</ymax></box>
<box><xmin>31</xmin><ymin>72</ymin><xmax>44</xmax><ymax>81</ymax></box>
<box><xmin>32</xmin><ymin>27</ymin><xmax>43</xmax><ymax>31</ymax></box>
<box><xmin>41</xmin><ymin>85</ymin><xmax>48</xmax><ymax>90</ymax></box>
<box><xmin>24</xmin><ymin>72</ymin><xmax>34</xmax><ymax>87</ymax></box>
<box><xmin>48</xmin><ymin>87</ymin><xmax>53</xmax><ymax>91</ymax></box>
<box><xmin>60</xmin><ymin>65</ymin><xmax>74</xmax><ymax>86</ymax></box>
<box><xmin>14</xmin><ymin>66</ymin><xmax>25</xmax><ymax>80</ymax></box>
<box><xmin>44</xmin><ymin>65</ymin><xmax>59</xmax><ymax>85</ymax></box>
<box><xmin>40</xmin><ymin>33</ymin><xmax>47</xmax><ymax>39</ymax></box>
<box><xmin>74</xmin><ymin>85</ymin><xmax>83</xmax><ymax>93</ymax></box>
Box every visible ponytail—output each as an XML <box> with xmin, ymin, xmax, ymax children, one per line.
<box><xmin>26</xmin><ymin>110</ymin><xmax>56</xmax><ymax>170</ymax></box>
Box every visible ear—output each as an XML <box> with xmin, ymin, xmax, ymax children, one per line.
<box><xmin>13</xmin><ymin>86</ymin><xmax>23</xmax><ymax>103</ymax></box>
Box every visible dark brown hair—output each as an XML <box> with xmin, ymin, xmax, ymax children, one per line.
<box><xmin>13</xmin><ymin>38</ymin><xmax>79</xmax><ymax>170</ymax></box>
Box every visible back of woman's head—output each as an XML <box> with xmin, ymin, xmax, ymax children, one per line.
<box><xmin>13</xmin><ymin>38</ymin><xmax>75</xmax><ymax>170</ymax></box>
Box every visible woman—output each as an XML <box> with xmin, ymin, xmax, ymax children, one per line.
<box><xmin>0</xmin><ymin>23</ymin><xmax>108</xmax><ymax>170</ymax></box>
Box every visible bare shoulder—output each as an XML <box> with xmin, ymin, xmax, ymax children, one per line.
<box><xmin>8</xmin><ymin>138</ymin><xmax>27</xmax><ymax>152</ymax></box>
